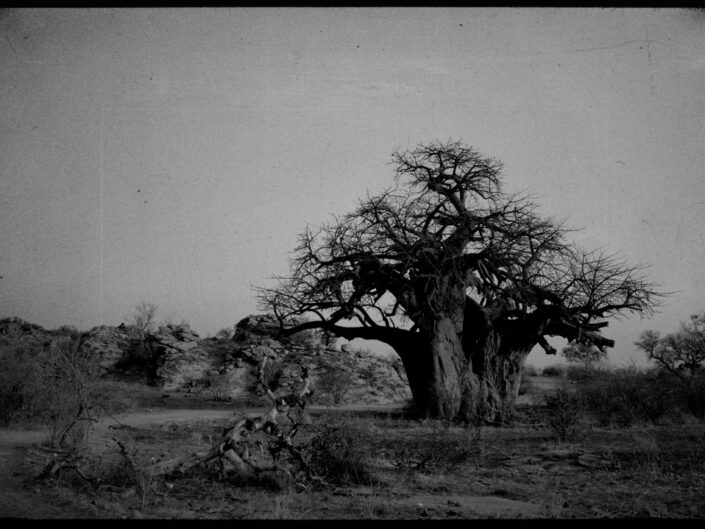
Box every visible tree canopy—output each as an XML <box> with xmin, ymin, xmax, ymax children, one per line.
<box><xmin>636</xmin><ymin>313</ymin><xmax>705</xmax><ymax>379</ymax></box>
<box><xmin>260</xmin><ymin>141</ymin><xmax>658</xmax><ymax>345</ymax></box>
<box><xmin>257</xmin><ymin>140</ymin><xmax>662</xmax><ymax>420</ymax></box>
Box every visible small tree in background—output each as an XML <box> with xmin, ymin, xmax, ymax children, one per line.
<box><xmin>125</xmin><ymin>302</ymin><xmax>159</xmax><ymax>366</ymax></box>
<box><xmin>561</xmin><ymin>341</ymin><xmax>607</xmax><ymax>369</ymax></box>
<box><xmin>127</xmin><ymin>302</ymin><xmax>159</xmax><ymax>337</ymax></box>
<box><xmin>636</xmin><ymin>314</ymin><xmax>705</xmax><ymax>377</ymax></box>
<box><xmin>635</xmin><ymin>313</ymin><xmax>705</xmax><ymax>417</ymax></box>
<box><xmin>317</xmin><ymin>368</ymin><xmax>354</xmax><ymax>405</ymax></box>
<box><xmin>214</xmin><ymin>326</ymin><xmax>235</xmax><ymax>342</ymax></box>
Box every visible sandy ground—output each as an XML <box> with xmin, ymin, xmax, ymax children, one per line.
<box><xmin>0</xmin><ymin>400</ymin><xmax>547</xmax><ymax>518</ymax></box>
<box><xmin>0</xmin><ymin>380</ymin><xmax>564</xmax><ymax>519</ymax></box>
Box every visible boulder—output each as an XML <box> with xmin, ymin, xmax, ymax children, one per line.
<box><xmin>151</xmin><ymin>324</ymin><xmax>216</xmax><ymax>390</ymax></box>
<box><xmin>232</xmin><ymin>314</ymin><xmax>281</xmax><ymax>342</ymax></box>
<box><xmin>79</xmin><ymin>325</ymin><xmax>134</xmax><ymax>376</ymax></box>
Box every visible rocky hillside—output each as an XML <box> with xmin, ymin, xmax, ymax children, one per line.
<box><xmin>0</xmin><ymin>315</ymin><xmax>411</xmax><ymax>405</ymax></box>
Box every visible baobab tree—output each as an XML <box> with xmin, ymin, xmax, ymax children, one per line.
<box><xmin>258</xmin><ymin>140</ymin><xmax>661</xmax><ymax>422</ymax></box>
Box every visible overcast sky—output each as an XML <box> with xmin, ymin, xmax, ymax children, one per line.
<box><xmin>1</xmin><ymin>8</ymin><xmax>704</xmax><ymax>367</ymax></box>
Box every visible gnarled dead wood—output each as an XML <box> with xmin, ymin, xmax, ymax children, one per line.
<box><xmin>148</xmin><ymin>357</ymin><xmax>314</xmax><ymax>481</ymax></box>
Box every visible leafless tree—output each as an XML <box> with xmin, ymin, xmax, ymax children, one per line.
<box><xmin>636</xmin><ymin>314</ymin><xmax>705</xmax><ymax>416</ymax></box>
<box><xmin>128</xmin><ymin>302</ymin><xmax>159</xmax><ymax>337</ymax></box>
<box><xmin>258</xmin><ymin>140</ymin><xmax>662</xmax><ymax>422</ymax></box>
<box><xmin>561</xmin><ymin>342</ymin><xmax>607</xmax><ymax>368</ymax></box>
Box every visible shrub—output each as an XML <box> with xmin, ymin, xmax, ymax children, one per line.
<box><xmin>126</xmin><ymin>302</ymin><xmax>159</xmax><ymax>337</ymax></box>
<box><xmin>681</xmin><ymin>372</ymin><xmax>705</xmax><ymax>418</ymax></box>
<box><xmin>316</xmin><ymin>368</ymin><xmax>354</xmax><ymax>405</ymax></box>
<box><xmin>561</xmin><ymin>342</ymin><xmax>607</xmax><ymax>368</ymax></box>
<box><xmin>565</xmin><ymin>365</ymin><xmax>602</xmax><ymax>383</ymax></box>
<box><xmin>545</xmin><ymin>388</ymin><xmax>583</xmax><ymax>441</ymax></box>
<box><xmin>636</xmin><ymin>313</ymin><xmax>705</xmax><ymax>418</ymax></box>
<box><xmin>288</xmin><ymin>328</ymin><xmax>321</xmax><ymax>349</ymax></box>
<box><xmin>205</xmin><ymin>373</ymin><xmax>231</xmax><ymax>402</ymax></box>
<box><xmin>574</xmin><ymin>367</ymin><xmax>674</xmax><ymax>426</ymax></box>
<box><xmin>0</xmin><ymin>342</ymin><xmax>41</xmax><ymax>425</ymax></box>
<box><xmin>522</xmin><ymin>364</ymin><xmax>540</xmax><ymax>377</ymax></box>
<box><xmin>542</xmin><ymin>365</ymin><xmax>565</xmax><ymax>378</ymax></box>
<box><xmin>0</xmin><ymin>335</ymin><xmax>92</xmax><ymax>441</ymax></box>
<box><xmin>304</xmin><ymin>421</ymin><xmax>374</xmax><ymax>486</ymax></box>
<box><xmin>50</xmin><ymin>325</ymin><xmax>82</xmax><ymax>340</ymax></box>
<box><xmin>409</xmin><ymin>424</ymin><xmax>483</xmax><ymax>472</ymax></box>
<box><xmin>214</xmin><ymin>326</ymin><xmax>235</xmax><ymax>342</ymax></box>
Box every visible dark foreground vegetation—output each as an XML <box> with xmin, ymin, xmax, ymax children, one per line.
<box><xmin>2</xmin><ymin>309</ymin><xmax>705</xmax><ymax>518</ymax></box>
<box><xmin>1</xmin><ymin>346</ymin><xmax>704</xmax><ymax>518</ymax></box>
<box><xmin>18</xmin><ymin>405</ymin><xmax>705</xmax><ymax>519</ymax></box>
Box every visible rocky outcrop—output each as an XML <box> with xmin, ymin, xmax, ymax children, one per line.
<box><xmin>78</xmin><ymin>325</ymin><xmax>134</xmax><ymax>377</ymax></box>
<box><xmin>232</xmin><ymin>313</ymin><xmax>283</xmax><ymax>342</ymax></box>
<box><xmin>150</xmin><ymin>324</ymin><xmax>218</xmax><ymax>391</ymax></box>
<box><xmin>217</xmin><ymin>314</ymin><xmax>411</xmax><ymax>404</ymax></box>
<box><xmin>0</xmin><ymin>315</ymin><xmax>413</xmax><ymax>405</ymax></box>
<box><xmin>147</xmin><ymin>314</ymin><xmax>411</xmax><ymax>404</ymax></box>
<box><xmin>0</xmin><ymin>317</ymin><xmax>47</xmax><ymax>338</ymax></box>
<box><xmin>0</xmin><ymin>318</ymin><xmax>133</xmax><ymax>377</ymax></box>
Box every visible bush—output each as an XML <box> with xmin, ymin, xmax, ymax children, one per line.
<box><xmin>566</xmin><ymin>365</ymin><xmax>602</xmax><ymax>383</ymax></box>
<box><xmin>304</xmin><ymin>421</ymin><xmax>374</xmax><ymax>486</ymax></box>
<box><xmin>561</xmin><ymin>342</ymin><xmax>607</xmax><ymax>368</ymax></box>
<box><xmin>316</xmin><ymin>368</ymin><xmax>354</xmax><ymax>405</ymax></box>
<box><xmin>0</xmin><ymin>335</ymin><xmax>90</xmax><ymax>440</ymax></box>
<box><xmin>205</xmin><ymin>373</ymin><xmax>231</xmax><ymax>402</ymax></box>
<box><xmin>681</xmin><ymin>372</ymin><xmax>705</xmax><ymax>418</ymax></box>
<box><xmin>545</xmin><ymin>388</ymin><xmax>583</xmax><ymax>441</ymax></box>
<box><xmin>574</xmin><ymin>367</ymin><xmax>674</xmax><ymax>426</ymax></box>
<box><xmin>522</xmin><ymin>364</ymin><xmax>540</xmax><ymax>377</ymax></box>
<box><xmin>636</xmin><ymin>313</ymin><xmax>705</xmax><ymax>418</ymax></box>
<box><xmin>0</xmin><ymin>342</ymin><xmax>40</xmax><ymax>425</ymax></box>
<box><xmin>214</xmin><ymin>326</ymin><xmax>235</xmax><ymax>342</ymax></box>
<box><xmin>126</xmin><ymin>302</ymin><xmax>158</xmax><ymax>337</ymax></box>
<box><xmin>542</xmin><ymin>365</ymin><xmax>565</xmax><ymax>378</ymax></box>
<box><xmin>288</xmin><ymin>327</ymin><xmax>321</xmax><ymax>349</ymax></box>
<box><xmin>401</xmin><ymin>423</ymin><xmax>483</xmax><ymax>472</ymax></box>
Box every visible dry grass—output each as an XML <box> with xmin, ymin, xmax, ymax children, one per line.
<box><xmin>9</xmin><ymin>369</ymin><xmax>705</xmax><ymax>519</ymax></box>
<box><xmin>20</xmin><ymin>403</ymin><xmax>704</xmax><ymax>519</ymax></box>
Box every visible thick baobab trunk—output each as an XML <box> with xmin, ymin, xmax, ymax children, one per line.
<box><xmin>398</xmin><ymin>300</ymin><xmax>531</xmax><ymax>423</ymax></box>
<box><xmin>394</xmin><ymin>280</ymin><xmax>484</xmax><ymax>420</ymax></box>
<box><xmin>389</xmin><ymin>318</ymin><xmax>533</xmax><ymax>423</ymax></box>
<box><xmin>461</xmin><ymin>329</ymin><xmax>531</xmax><ymax>423</ymax></box>
<box><xmin>395</xmin><ymin>318</ymin><xmax>478</xmax><ymax>420</ymax></box>
<box><xmin>424</xmin><ymin>316</ymin><xmax>472</xmax><ymax>419</ymax></box>
<box><xmin>411</xmin><ymin>277</ymin><xmax>481</xmax><ymax>420</ymax></box>
<box><xmin>457</xmin><ymin>299</ymin><xmax>543</xmax><ymax>423</ymax></box>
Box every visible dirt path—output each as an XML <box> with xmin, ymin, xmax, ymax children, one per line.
<box><xmin>96</xmin><ymin>402</ymin><xmax>408</xmax><ymax>431</ymax></box>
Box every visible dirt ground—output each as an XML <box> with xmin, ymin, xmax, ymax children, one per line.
<box><xmin>1</xmin><ymin>376</ymin><xmax>704</xmax><ymax>519</ymax></box>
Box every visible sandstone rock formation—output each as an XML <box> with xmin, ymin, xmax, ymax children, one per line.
<box><xmin>78</xmin><ymin>325</ymin><xmax>134</xmax><ymax>377</ymax></box>
<box><xmin>218</xmin><ymin>314</ymin><xmax>411</xmax><ymax>405</ymax></box>
<box><xmin>0</xmin><ymin>315</ymin><xmax>412</xmax><ymax>405</ymax></box>
<box><xmin>149</xmin><ymin>323</ymin><xmax>216</xmax><ymax>391</ymax></box>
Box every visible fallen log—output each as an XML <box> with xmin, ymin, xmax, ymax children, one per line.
<box><xmin>147</xmin><ymin>357</ymin><xmax>314</xmax><ymax>481</ymax></box>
